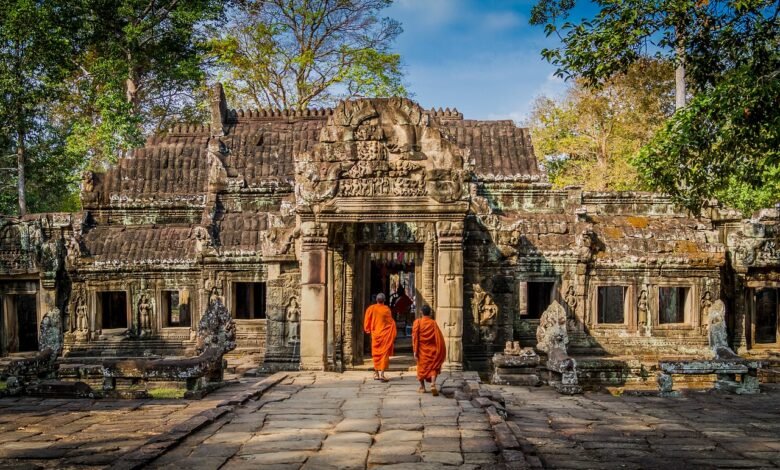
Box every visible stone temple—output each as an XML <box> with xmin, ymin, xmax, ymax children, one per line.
<box><xmin>1</xmin><ymin>85</ymin><xmax>779</xmax><ymax>387</ymax></box>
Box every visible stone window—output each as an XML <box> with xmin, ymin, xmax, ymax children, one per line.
<box><xmin>658</xmin><ymin>287</ymin><xmax>688</xmax><ymax>324</ymax></box>
<box><xmin>597</xmin><ymin>286</ymin><xmax>626</xmax><ymax>324</ymax></box>
<box><xmin>234</xmin><ymin>282</ymin><xmax>266</xmax><ymax>320</ymax></box>
<box><xmin>755</xmin><ymin>288</ymin><xmax>778</xmax><ymax>344</ymax></box>
<box><xmin>162</xmin><ymin>290</ymin><xmax>191</xmax><ymax>327</ymax></box>
<box><xmin>527</xmin><ymin>281</ymin><xmax>555</xmax><ymax>319</ymax></box>
<box><xmin>99</xmin><ymin>291</ymin><xmax>128</xmax><ymax>330</ymax></box>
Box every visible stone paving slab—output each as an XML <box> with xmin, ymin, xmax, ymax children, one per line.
<box><xmin>0</xmin><ymin>375</ymin><xmax>280</xmax><ymax>469</ymax></box>
<box><xmin>146</xmin><ymin>371</ymin><xmax>492</xmax><ymax>469</ymax></box>
<box><xmin>492</xmin><ymin>382</ymin><xmax>780</xmax><ymax>469</ymax></box>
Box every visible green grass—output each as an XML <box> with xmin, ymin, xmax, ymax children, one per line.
<box><xmin>0</xmin><ymin>380</ymin><xmax>6</xmax><ymax>391</ymax></box>
<box><xmin>147</xmin><ymin>387</ymin><xmax>186</xmax><ymax>399</ymax></box>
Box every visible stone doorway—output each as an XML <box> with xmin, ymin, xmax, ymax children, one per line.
<box><xmin>356</xmin><ymin>248</ymin><xmax>423</xmax><ymax>370</ymax></box>
<box><xmin>1</xmin><ymin>286</ymin><xmax>39</xmax><ymax>354</ymax></box>
<box><xmin>99</xmin><ymin>291</ymin><xmax>128</xmax><ymax>330</ymax></box>
<box><xmin>753</xmin><ymin>288</ymin><xmax>779</xmax><ymax>347</ymax></box>
<box><xmin>15</xmin><ymin>295</ymin><xmax>38</xmax><ymax>352</ymax></box>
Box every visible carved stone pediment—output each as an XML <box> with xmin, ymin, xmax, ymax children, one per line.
<box><xmin>294</xmin><ymin>98</ymin><xmax>468</xmax><ymax>210</ymax></box>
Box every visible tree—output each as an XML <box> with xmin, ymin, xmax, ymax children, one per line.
<box><xmin>530</xmin><ymin>0</ymin><xmax>780</xmax><ymax>214</ymax></box>
<box><xmin>62</xmin><ymin>0</ymin><xmax>225</xmax><ymax>169</ymax></box>
<box><xmin>529</xmin><ymin>59</ymin><xmax>675</xmax><ymax>190</ymax></box>
<box><xmin>0</xmin><ymin>0</ymin><xmax>80</xmax><ymax>215</ymax></box>
<box><xmin>209</xmin><ymin>0</ymin><xmax>406</xmax><ymax>110</ymax></box>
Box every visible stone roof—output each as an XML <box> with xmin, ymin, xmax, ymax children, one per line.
<box><xmin>89</xmin><ymin>98</ymin><xmax>541</xmax><ymax>202</ymax></box>
<box><xmin>93</xmin><ymin>133</ymin><xmax>210</xmax><ymax>204</ymax></box>
<box><xmin>215</xmin><ymin>210</ymin><xmax>269</xmax><ymax>253</ymax></box>
<box><xmin>440</xmin><ymin>120</ymin><xmax>539</xmax><ymax>180</ymax></box>
<box><xmin>81</xmin><ymin>225</ymin><xmax>199</xmax><ymax>267</ymax></box>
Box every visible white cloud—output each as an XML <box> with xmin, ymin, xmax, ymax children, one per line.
<box><xmin>482</xmin><ymin>11</ymin><xmax>524</xmax><ymax>31</ymax></box>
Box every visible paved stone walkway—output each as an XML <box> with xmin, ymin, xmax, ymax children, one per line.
<box><xmin>0</xmin><ymin>379</ymin><xmax>259</xmax><ymax>469</ymax></box>
<box><xmin>149</xmin><ymin>371</ymin><xmax>497</xmax><ymax>469</ymax></box>
<box><xmin>492</xmin><ymin>383</ymin><xmax>780</xmax><ymax>469</ymax></box>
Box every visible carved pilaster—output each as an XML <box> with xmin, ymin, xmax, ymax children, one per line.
<box><xmin>436</xmin><ymin>220</ymin><xmax>465</xmax><ymax>371</ymax></box>
<box><xmin>299</xmin><ymin>221</ymin><xmax>328</xmax><ymax>370</ymax></box>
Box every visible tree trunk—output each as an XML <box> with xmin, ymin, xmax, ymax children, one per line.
<box><xmin>126</xmin><ymin>51</ymin><xmax>140</xmax><ymax>114</ymax></box>
<box><xmin>126</xmin><ymin>76</ymin><xmax>139</xmax><ymax>113</ymax></box>
<box><xmin>16</xmin><ymin>130</ymin><xmax>27</xmax><ymax>216</ymax></box>
<box><xmin>675</xmin><ymin>29</ymin><xmax>686</xmax><ymax>110</ymax></box>
<box><xmin>675</xmin><ymin>59</ymin><xmax>686</xmax><ymax>110</ymax></box>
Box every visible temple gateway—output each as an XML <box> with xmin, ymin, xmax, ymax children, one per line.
<box><xmin>1</xmin><ymin>85</ymin><xmax>779</xmax><ymax>385</ymax></box>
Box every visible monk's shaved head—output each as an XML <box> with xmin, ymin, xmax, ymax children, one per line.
<box><xmin>376</xmin><ymin>293</ymin><xmax>386</xmax><ymax>303</ymax></box>
<box><xmin>421</xmin><ymin>305</ymin><xmax>432</xmax><ymax>316</ymax></box>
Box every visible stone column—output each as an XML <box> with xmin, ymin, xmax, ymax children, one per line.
<box><xmin>436</xmin><ymin>221</ymin><xmax>464</xmax><ymax>371</ymax></box>
<box><xmin>299</xmin><ymin>221</ymin><xmax>328</xmax><ymax>370</ymax></box>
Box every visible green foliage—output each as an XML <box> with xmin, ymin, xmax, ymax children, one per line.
<box><xmin>529</xmin><ymin>59</ymin><xmax>674</xmax><ymax>191</ymax></box>
<box><xmin>209</xmin><ymin>0</ymin><xmax>406</xmax><ymax>109</ymax></box>
<box><xmin>0</xmin><ymin>0</ymin><xmax>82</xmax><ymax>215</ymax></box>
<box><xmin>61</xmin><ymin>0</ymin><xmax>225</xmax><ymax>169</ymax></box>
<box><xmin>531</xmin><ymin>0</ymin><xmax>780</xmax><ymax>214</ymax></box>
<box><xmin>1</xmin><ymin>0</ymin><xmax>225</xmax><ymax>215</ymax></box>
<box><xmin>635</xmin><ymin>38</ymin><xmax>780</xmax><ymax>213</ymax></box>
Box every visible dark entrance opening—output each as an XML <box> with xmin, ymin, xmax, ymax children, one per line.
<box><xmin>16</xmin><ymin>294</ymin><xmax>38</xmax><ymax>352</ymax></box>
<box><xmin>755</xmin><ymin>288</ymin><xmax>778</xmax><ymax>344</ymax></box>
<box><xmin>100</xmin><ymin>291</ymin><xmax>128</xmax><ymax>330</ymax></box>
<box><xmin>363</xmin><ymin>249</ymin><xmax>420</xmax><ymax>367</ymax></box>
<box><xmin>234</xmin><ymin>282</ymin><xmax>267</xmax><ymax>320</ymax></box>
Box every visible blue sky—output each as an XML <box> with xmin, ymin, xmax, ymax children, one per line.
<box><xmin>385</xmin><ymin>0</ymin><xmax>572</xmax><ymax>123</ymax></box>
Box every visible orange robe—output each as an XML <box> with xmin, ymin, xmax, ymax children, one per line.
<box><xmin>412</xmin><ymin>316</ymin><xmax>446</xmax><ymax>382</ymax></box>
<box><xmin>364</xmin><ymin>303</ymin><xmax>397</xmax><ymax>371</ymax></box>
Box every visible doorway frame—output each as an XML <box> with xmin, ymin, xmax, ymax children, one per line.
<box><xmin>352</xmin><ymin>243</ymin><xmax>425</xmax><ymax>366</ymax></box>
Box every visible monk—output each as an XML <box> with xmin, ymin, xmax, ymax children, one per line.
<box><xmin>363</xmin><ymin>293</ymin><xmax>397</xmax><ymax>382</ymax></box>
<box><xmin>412</xmin><ymin>305</ymin><xmax>446</xmax><ymax>396</ymax></box>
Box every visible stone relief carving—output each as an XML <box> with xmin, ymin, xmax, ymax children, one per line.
<box><xmin>294</xmin><ymin>98</ymin><xmax>467</xmax><ymax>209</ymax></box>
<box><xmin>564</xmin><ymin>284</ymin><xmax>577</xmax><ymax>325</ymax></box>
<box><xmin>700</xmin><ymin>290</ymin><xmax>713</xmax><ymax>313</ymax></box>
<box><xmin>637</xmin><ymin>288</ymin><xmax>650</xmax><ymax>336</ymax></box>
<box><xmin>137</xmin><ymin>293</ymin><xmax>153</xmax><ymax>337</ymax></box>
<box><xmin>469</xmin><ymin>182</ymin><xmax>492</xmax><ymax>216</ymax></box>
<box><xmin>191</xmin><ymin>226</ymin><xmax>212</xmax><ymax>253</ymax></box>
<box><xmin>260</xmin><ymin>227</ymin><xmax>297</xmax><ymax>256</ymax></box>
<box><xmin>286</xmin><ymin>297</ymin><xmax>300</xmax><ymax>345</ymax></box>
<box><xmin>72</xmin><ymin>285</ymin><xmax>89</xmax><ymax>334</ymax></box>
<box><xmin>576</xmin><ymin>228</ymin><xmax>597</xmax><ymax>258</ymax></box>
<box><xmin>472</xmin><ymin>284</ymin><xmax>499</xmax><ymax>343</ymax></box>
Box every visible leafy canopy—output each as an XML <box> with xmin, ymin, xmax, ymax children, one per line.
<box><xmin>529</xmin><ymin>59</ymin><xmax>675</xmax><ymax>191</ymax></box>
<box><xmin>0</xmin><ymin>0</ymin><xmax>83</xmax><ymax>215</ymax></box>
<box><xmin>209</xmin><ymin>0</ymin><xmax>406</xmax><ymax>109</ymax></box>
<box><xmin>531</xmin><ymin>0</ymin><xmax>780</xmax><ymax>214</ymax></box>
<box><xmin>61</xmin><ymin>0</ymin><xmax>225</xmax><ymax>169</ymax></box>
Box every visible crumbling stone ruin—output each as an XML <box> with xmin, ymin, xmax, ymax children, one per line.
<box><xmin>0</xmin><ymin>307</ymin><xmax>62</xmax><ymax>395</ymax></box>
<box><xmin>1</xmin><ymin>83</ymin><xmax>779</xmax><ymax>392</ymax></box>
<box><xmin>101</xmin><ymin>299</ymin><xmax>236</xmax><ymax>398</ymax></box>
<box><xmin>535</xmin><ymin>301</ymin><xmax>582</xmax><ymax>394</ymax></box>
<box><xmin>658</xmin><ymin>299</ymin><xmax>762</xmax><ymax>395</ymax></box>
<box><xmin>491</xmin><ymin>341</ymin><xmax>541</xmax><ymax>386</ymax></box>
